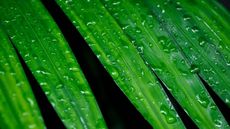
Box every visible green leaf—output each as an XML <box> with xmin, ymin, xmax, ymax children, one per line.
<box><xmin>55</xmin><ymin>0</ymin><xmax>229</xmax><ymax>128</ymax></box>
<box><xmin>0</xmin><ymin>29</ymin><xmax>45</xmax><ymax>129</ymax></box>
<box><xmin>144</xmin><ymin>0</ymin><xmax>230</xmax><ymax>107</ymax></box>
<box><xmin>0</xmin><ymin>0</ymin><xmax>107</xmax><ymax>129</ymax></box>
<box><xmin>176</xmin><ymin>0</ymin><xmax>230</xmax><ymax>106</ymax></box>
<box><xmin>97</xmin><ymin>0</ymin><xmax>228</xmax><ymax>128</ymax></box>
<box><xmin>56</xmin><ymin>0</ymin><xmax>188</xmax><ymax>129</ymax></box>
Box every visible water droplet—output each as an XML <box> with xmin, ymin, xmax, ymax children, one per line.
<box><xmin>86</xmin><ymin>21</ymin><xmax>96</xmax><ymax>26</ymax></box>
<box><xmin>183</xmin><ymin>14</ymin><xmax>191</xmax><ymax>21</ymax></box>
<box><xmin>56</xmin><ymin>84</ymin><xmax>64</xmax><ymax>89</ymax></box>
<box><xmin>214</xmin><ymin>119</ymin><xmax>223</xmax><ymax>128</ymax></box>
<box><xmin>198</xmin><ymin>37</ymin><xmax>206</xmax><ymax>46</ymax></box>
<box><xmin>0</xmin><ymin>70</ymin><xmax>5</xmax><ymax>75</ymax></box>
<box><xmin>137</xmin><ymin>46</ymin><xmax>144</xmax><ymax>53</ymax></box>
<box><xmin>196</xmin><ymin>91</ymin><xmax>210</xmax><ymax>108</ymax></box>
<box><xmin>160</xmin><ymin>104</ymin><xmax>177</xmax><ymax>124</ymax></box>
<box><xmin>176</xmin><ymin>5</ymin><xmax>182</xmax><ymax>11</ymax></box>
<box><xmin>80</xmin><ymin>90</ymin><xmax>91</xmax><ymax>95</ymax></box>
<box><xmin>112</xmin><ymin>1</ymin><xmax>121</xmax><ymax>5</ymax></box>
<box><xmin>40</xmin><ymin>82</ymin><xmax>47</xmax><ymax>86</ymax></box>
<box><xmin>191</xmin><ymin>26</ymin><xmax>199</xmax><ymax>33</ymax></box>
<box><xmin>28</xmin><ymin>124</ymin><xmax>36</xmax><ymax>129</ymax></box>
<box><xmin>36</xmin><ymin>69</ymin><xmax>50</xmax><ymax>75</ymax></box>
<box><xmin>45</xmin><ymin>91</ymin><xmax>50</xmax><ymax>95</ymax></box>
<box><xmin>27</xmin><ymin>98</ymin><xmax>34</xmax><ymax>106</ymax></box>
<box><xmin>166</xmin><ymin>114</ymin><xmax>177</xmax><ymax>124</ymax></box>
<box><xmin>111</xmin><ymin>69</ymin><xmax>119</xmax><ymax>79</ymax></box>
<box><xmin>190</xmin><ymin>64</ymin><xmax>199</xmax><ymax>73</ymax></box>
<box><xmin>69</xmin><ymin>67</ymin><xmax>79</xmax><ymax>72</ymax></box>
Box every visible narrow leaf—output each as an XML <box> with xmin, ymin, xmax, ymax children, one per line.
<box><xmin>0</xmin><ymin>0</ymin><xmax>107</xmax><ymax>128</ymax></box>
<box><xmin>56</xmin><ymin>0</ymin><xmax>187</xmax><ymax>128</ymax></box>
<box><xmin>144</xmin><ymin>0</ymin><xmax>230</xmax><ymax>107</ymax></box>
<box><xmin>98</xmin><ymin>0</ymin><xmax>229</xmax><ymax>128</ymax></box>
<box><xmin>0</xmin><ymin>29</ymin><xmax>45</xmax><ymax>129</ymax></box>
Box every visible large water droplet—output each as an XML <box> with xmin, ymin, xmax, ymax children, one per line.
<box><xmin>196</xmin><ymin>91</ymin><xmax>210</xmax><ymax>108</ymax></box>
<box><xmin>214</xmin><ymin>119</ymin><xmax>223</xmax><ymax>128</ymax></box>
<box><xmin>111</xmin><ymin>69</ymin><xmax>119</xmax><ymax>79</ymax></box>
<box><xmin>160</xmin><ymin>104</ymin><xmax>177</xmax><ymax>124</ymax></box>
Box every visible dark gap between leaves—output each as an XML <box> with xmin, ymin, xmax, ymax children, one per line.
<box><xmin>9</xmin><ymin>38</ymin><xmax>66</xmax><ymax>129</ymax></box>
<box><xmin>152</xmin><ymin>71</ymin><xmax>198</xmax><ymax>129</ymax></box>
<box><xmin>219</xmin><ymin>0</ymin><xmax>230</xmax><ymax>11</ymax></box>
<box><xmin>41</xmin><ymin>0</ymin><xmax>152</xmax><ymax>129</ymax></box>
<box><xmin>198</xmin><ymin>75</ymin><xmax>230</xmax><ymax>124</ymax></box>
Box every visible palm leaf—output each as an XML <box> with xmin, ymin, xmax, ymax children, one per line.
<box><xmin>0</xmin><ymin>29</ymin><xmax>45</xmax><ymax>129</ymax></box>
<box><xmin>0</xmin><ymin>0</ymin><xmax>229</xmax><ymax>129</ymax></box>
<box><xmin>0</xmin><ymin>0</ymin><xmax>106</xmax><ymax>128</ymax></box>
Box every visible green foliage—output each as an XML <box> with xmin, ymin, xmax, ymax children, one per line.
<box><xmin>0</xmin><ymin>0</ymin><xmax>106</xmax><ymax>129</ymax></box>
<box><xmin>0</xmin><ymin>29</ymin><xmax>45</xmax><ymax>129</ymax></box>
<box><xmin>0</xmin><ymin>0</ymin><xmax>229</xmax><ymax>129</ymax></box>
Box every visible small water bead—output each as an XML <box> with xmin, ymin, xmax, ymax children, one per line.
<box><xmin>3</xmin><ymin>20</ymin><xmax>10</xmax><ymax>24</ymax></box>
<box><xmin>56</xmin><ymin>84</ymin><xmax>64</xmax><ymax>89</ymax></box>
<box><xmin>198</xmin><ymin>36</ymin><xmax>206</xmax><ymax>46</ymax></box>
<box><xmin>28</xmin><ymin>124</ymin><xmax>36</xmax><ymax>129</ymax></box>
<box><xmin>189</xmin><ymin>64</ymin><xmax>199</xmax><ymax>73</ymax></box>
<box><xmin>225</xmin><ymin>98</ymin><xmax>229</xmax><ymax>104</ymax></box>
<box><xmin>214</xmin><ymin>119</ymin><xmax>223</xmax><ymax>128</ymax></box>
<box><xmin>111</xmin><ymin>70</ymin><xmax>119</xmax><ymax>79</ymax></box>
<box><xmin>39</xmin><ymin>82</ymin><xmax>47</xmax><ymax>86</ymax></box>
<box><xmin>35</xmin><ymin>69</ymin><xmax>50</xmax><ymax>75</ymax></box>
<box><xmin>112</xmin><ymin>1</ymin><xmax>120</xmax><ymax>5</ymax></box>
<box><xmin>166</xmin><ymin>114</ymin><xmax>177</xmax><ymax>124</ymax></box>
<box><xmin>226</xmin><ymin>62</ymin><xmax>230</xmax><ymax>66</ymax></box>
<box><xmin>191</xmin><ymin>26</ymin><xmax>199</xmax><ymax>33</ymax></box>
<box><xmin>183</xmin><ymin>14</ymin><xmax>191</xmax><ymax>21</ymax></box>
<box><xmin>22</xmin><ymin>112</ymin><xmax>30</xmax><ymax>116</ymax></box>
<box><xmin>176</xmin><ymin>4</ymin><xmax>182</xmax><ymax>11</ymax></box>
<box><xmin>15</xmin><ymin>80</ymin><xmax>25</xmax><ymax>86</ymax></box>
<box><xmin>41</xmin><ymin>88</ymin><xmax>49</xmax><ymax>94</ymax></box>
<box><xmin>160</xmin><ymin>104</ymin><xmax>177</xmax><ymax>124</ymax></box>
<box><xmin>137</xmin><ymin>46</ymin><xmax>144</xmax><ymax>53</ymax></box>
<box><xmin>69</xmin><ymin>67</ymin><xmax>79</xmax><ymax>72</ymax></box>
<box><xmin>27</xmin><ymin>98</ymin><xmax>34</xmax><ymax>106</ymax></box>
<box><xmin>80</xmin><ymin>90</ymin><xmax>91</xmax><ymax>96</ymax></box>
<box><xmin>86</xmin><ymin>21</ymin><xmax>96</xmax><ymax>26</ymax></box>
<box><xmin>196</xmin><ymin>91</ymin><xmax>210</xmax><ymax>108</ymax></box>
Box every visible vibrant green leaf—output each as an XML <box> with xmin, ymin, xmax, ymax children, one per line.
<box><xmin>0</xmin><ymin>0</ymin><xmax>106</xmax><ymax>129</ymax></box>
<box><xmin>0</xmin><ymin>29</ymin><xmax>45</xmax><ymax>129</ymax></box>
<box><xmin>97</xmin><ymin>0</ymin><xmax>228</xmax><ymax>128</ymax></box>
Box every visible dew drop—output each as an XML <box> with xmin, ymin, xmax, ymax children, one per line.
<box><xmin>56</xmin><ymin>84</ymin><xmax>64</xmax><ymax>89</ymax></box>
<box><xmin>196</xmin><ymin>91</ymin><xmax>210</xmax><ymax>108</ymax></box>
<box><xmin>166</xmin><ymin>114</ymin><xmax>177</xmax><ymax>124</ymax></box>
<box><xmin>214</xmin><ymin>119</ymin><xmax>223</xmax><ymax>128</ymax></box>
<box><xmin>86</xmin><ymin>21</ymin><xmax>96</xmax><ymax>26</ymax></box>
<box><xmin>198</xmin><ymin>37</ymin><xmax>206</xmax><ymax>46</ymax></box>
<box><xmin>35</xmin><ymin>69</ymin><xmax>50</xmax><ymax>75</ymax></box>
<box><xmin>111</xmin><ymin>69</ymin><xmax>119</xmax><ymax>79</ymax></box>
<box><xmin>80</xmin><ymin>90</ymin><xmax>91</xmax><ymax>95</ymax></box>
<box><xmin>190</xmin><ymin>64</ymin><xmax>199</xmax><ymax>73</ymax></box>
<box><xmin>191</xmin><ymin>26</ymin><xmax>199</xmax><ymax>33</ymax></box>
<box><xmin>183</xmin><ymin>14</ymin><xmax>191</xmax><ymax>21</ymax></box>
<box><xmin>69</xmin><ymin>67</ymin><xmax>79</xmax><ymax>72</ymax></box>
